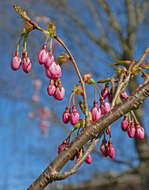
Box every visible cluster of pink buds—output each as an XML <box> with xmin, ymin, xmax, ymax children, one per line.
<box><xmin>11</xmin><ymin>51</ymin><xmax>32</xmax><ymax>73</ymax></box>
<box><xmin>47</xmin><ymin>80</ymin><xmax>65</xmax><ymax>100</ymax></box>
<box><xmin>38</xmin><ymin>44</ymin><xmax>65</xmax><ymax>98</ymax></box>
<box><xmin>100</xmin><ymin>138</ymin><xmax>115</xmax><ymax>159</ymax></box>
<box><xmin>62</xmin><ymin>105</ymin><xmax>80</xmax><ymax>125</ymax></box>
<box><xmin>121</xmin><ymin>116</ymin><xmax>145</xmax><ymax>139</ymax></box>
<box><xmin>58</xmin><ymin>140</ymin><xmax>92</xmax><ymax>165</ymax></box>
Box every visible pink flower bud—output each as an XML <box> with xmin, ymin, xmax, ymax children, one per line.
<box><xmin>108</xmin><ymin>139</ymin><xmax>115</xmax><ymax>159</ymax></box>
<box><xmin>100</xmin><ymin>99</ymin><xmax>111</xmax><ymax>115</ymax></box>
<box><xmin>11</xmin><ymin>51</ymin><xmax>21</xmax><ymax>71</ymax></box>
<box><xmin>121</xmin><ymin>91</ymin><xmax>128</xmax><ymax>100</ymax></box>
<box><xmin>22</xmin><ymin>52</ymin><xmax>32</xmax><ymax>73</ymax></box>
<box><xmin>44</xmin><ymin>52</ymin><xmax>54</xmax><ymax>68</ymax></box>
<box><xmin>38</xmin><ymin>44</ymin><xmax>49</xmax><ymax>65</ymax></box>
<box><xmin>100</xmin><ymin>140</ymin><xmax>108</xmax><ymax>157</ymax></box>
<box><xmin>33</xmin><ymin>79</ymin><xmax>42</xmax><ymax>90</ymax></box>
<box><xmin>58</xmin><ymin>140</ymin><xmax>66</xmax><ymax>154</ymax></box>
<box><xmin>62</xmin><ymin>107</ymin><xmax>70</xmax><ymax>123</ymax></box>
<box><xmin>54</xmin><ymin>84</ymin><xmax>65</xmax><ymax>101</ymax></box>
<box><xmin>76</xmin><ymin>152</ymin><xmax>83</xmax><ymax>166</ymax></box>
<box><xmin>85</xmin><ymin>154</ymin><xmax>92</xmax><ymax>164</ymax></box>
<box><xmin>106</xmin><ymin>125</ymin><xmax>111</xmax><ymax>135</ymax></box>
<box><xmin>121</xmin><ymin>116</ymin><xmax>129</xmax><ymax>131</ymax></box>
<box><xmin>91</xmin><ymin>101</ymin><xmax>101</xmax><ymax>121</ymax></box>
<box><xmin>32</xmin><ymin>94</ymin><xmax>40</xmax><ymax>103</ymax></box>
<box><xmin>135</xmin><ymin>124</ymin><xmax>145</xmax><ymax>139</ymax></box>
<box><xmin>45</xmin><ymin>61</ymin><xmax>61</xmax><ymax>80</ymax></box>
<box><xmin>47</xmin><ymin>80</ymin><xmax>56</xmax><ymax>96</ymax></box>
<box><xmin>127</xmin><ymin>122</ymin><xmax>136</xmax><ymax>138</ymax></box>
<box><xmin>70</xmin><ymin>105</ymin><xmax>80</xmax><ymax>125</ymax></box>
<box><xmin>101</xmin><ymin>84</ymin><xmax>109</xmax><ymax>99</ymax></box>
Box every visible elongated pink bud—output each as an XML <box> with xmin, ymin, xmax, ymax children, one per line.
<box><xmin>127</xmin><ymin>122</ymin><xmax>136</xmax><ymax>138</ymax></box>
<box><xmin>38</xmin><ymin>44</ymin><xmax>49</xmax><ymax>65</ymax></box>
<box><xmin>22</xmin><ymin>52</ymin><xmax>32</xmax><ymax>73</ymax></box>
<box><xmin>70</xmin><ymin>105</ymin><xmax>80</xmax><ymax>125</ymax></box>
<box><xmin>58</xmin><ymin>140</ymin><xmax>66</xmax><ymax>154</ymax></box>
<box><xmin>47</xmin><ymin>80</ymin><xmax>56</xmax><ymax>96</ymax></box>
<box><xmin>101</xmin><ymin>84</ymin><xmax>109</xmax><ymax>99</ymax></box>
<box><xmin>62</xmin><ymin>107</ymin><xmax>70</xmax><ymax>123</ymax></box>
<box><xmin>85</xmin><ymin>154</ymin><xmax>92</xmax><ymax>164</ymax></box>
<box><xmin>45</xmin><ymin>61</ymin><xmax>61</xmax><ymax>80</ymax></box>
<box><xmin>121</xmin><ymin>91</ymin><xmax>128</xmax><ymax>100</ymax></box>
<box><xmin>91</xmin><ymin>101</ymin><xmax>101</xmax><ymax>121</ymax></box>
<box><xmin>135</xmin><ymin>124</ymin><xmax>145</xmax><ymax>139</ymax></box>
<box><xmin>54</xmin><ymin>85</ymin><xmax>65</xmax><ymax>100</ymax></box>
<box><xmin>108</xmin><ymin>139</ymin><xmax>115</xmax><ymax>159</ymax></box>
<box><xmin>44</xmin><ymin>52</ymin><xmax>54</xmax><ymax>68</ymax></box>
<box><xmin>11</xmin><ymin>51</ymin><xmax>21</xmax><ymax>70</ymax></box>
<box><xmin>100</xmin><ymin>99</ymin><xmax>111</xmax><ymax>115</ymax></box>
<box><xmin>108</xmin><ymin>89</ymin><xmax>113</xmax><ymax>103</ymax></box>
<box><xmin>121</xmin><ymin>116</ymin><xmax>129</xmax><ymax>131</ymax></box>
<box><xmin>100</xmin><ymin>140</ymin><xmax>108</xmax><ymax>157</ymax></box>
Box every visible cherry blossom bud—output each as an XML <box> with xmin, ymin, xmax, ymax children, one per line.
<box><xmin>108</xmin><ymin>90</ymin><xmax>113</xmax><ymax>103</ymax></box>
<box><xmin>70</xmin><ymin>105</ymin><xmax>80</xmax><ymax>125</ymax></box>
<box><xmin>62</xmin><ymin>107</ymin><xmax>70</xmax><ymax>123</ymax></box>
<box><xmin>45</xmin><ymin>61</ymin><xmax>61</xmax><ymax>80</ymax></box>
<box><xmin>38</xmin><ymin>44</ymin><xmax>49</xmax><ymax>65</ymax></box>
<box><xmin>91</xmin><ymin>101</ymin><xmax>101</xmax><ymax>122</ymax></box>
<box><xmin>32</xmin><ymin>94</ymin><xmax>40</xmax><ymax>103</ymax></box>
<box><xmin>108</xmin><ymin>139</ymin><xmax>115</xmax><ymax>159</ymax></box>
<box><xmin>100</xmin><ymin>99</ymin><xmax>111</xmax><ymax>115</ymax></box>
<box><xmin>135</xmin><ymin>124</ymin><xmax>145</xmax><ymax>139</ymax></box>
<box><xmin>121</xmin><ymin>116</ymin><xmax>129</xmax><ymax>131</ymax></box>
<box><xmin>11</xmin><ymin>51</ymin><xmax>21</xmax><ymax>71</ymax></box>
<box><xmin>121</xmin><ymin>91</ymin><xmax>128</xmax><ymax>100</ymax></box>
<box><xmin>22</xmin><ymin>52</ymin><xmax>32</xmax><ymax>73</ymax></box>
<box><xmin>33</xmin><ymin>79</ymin><xmax>42</xmax><ymax>90</ymax></box>
<box><xmin>85</xmin><ymin>154</ymin><xmax>92</xmax><ymax>164</ymax></box>
<box><xmin>58</xmin><ymin>140</ymin><xmax>66</xmax><ymax>154</ymax></box>
<box><xmin>54</xmin><ymin>84</ymin><xmax>65</xmax><ymax>100</ymax></box>
<box><xmin>101</xmin><ymin>84</ymin><xmax>109</xmax><ymax>99</ymax></box>
<box><xmin>44</xmin><ymin>52</ymin><xmax>54</xmax><ymax>68</ymax></box>
<box><xmin>76</xmin><ymin>152</ymin><xmax>83</xmax><ymax>166</ymax></box>
<box><xmin>100</xmin><ymin>140</ymin><xmax>108</xmax><ymax>157</ymax></box>
<box><xmin>106</xmin><ymin>125</ymin><xmax>111</xmax><ymax>135</ymax></box>
<box><xmin>47</xmin><ymin>80</ymin><xmax>56</xmax><ymax>96</ymax></box>
<box><xmin>127</xmin><ymin>122</ymin><xmax>136</xmax><ymax>138</ymax></box>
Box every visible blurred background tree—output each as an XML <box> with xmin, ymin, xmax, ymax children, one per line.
<box><xmin>0</xmin><ymin>0</ymin><xmax>149</xmax><ymax>190</ymax></box>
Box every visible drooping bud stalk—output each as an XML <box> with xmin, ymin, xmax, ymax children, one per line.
<box><xmin>45</xmin><ymin>61</ymin><xmax>61</xmax><ymax>80</ymax></box>
<box><xmin>121</xmin><ymin>91</ymin><xmax>128</xmax><ymax>100</ymax></box>
<box><xmin>70</xmin><ymin>105</ymin><xmax>80</xmax><ymax>125</ymax></box>
<box><xmin>58</xmin><ymin>140</ymin><xmax>66</xmax><ymax>154</ymax></box>
<box><xmin>54</xmin><ymin>81</ymin><xmax>65</xmax><ymax>100</ymax></box>
<box><xmin>121</xmin><ymin>116</ymin><xmax>129</xmax><ymax>131</ymax></box>
<box><xmin>11</xmin><ymin>51</ymin><xmax>21</xmax><ymax>71</ymax></box>
<box><xmin>135</xmin><ymin>124</ymin><xmax>145</xmax><ymax>139</ymax></box>
<box><xmin>100</xmin><ymin>98</ymin><xmax>111</xmax><ymax>115</ymax></box>
<box><xmin>106</xmin><ymin>125</ymin><xmax>111</xmax><ymax>135</ymax></box>
<box><xmin>62</xmin><ymin>106</ymin><xmax>70</xmax><ymax>123</ymax></box>
<box><xmin>127</xmin><ymin>122</ymin><xmax>136</xmax><ymax>138</ymax></box>
<box><xmin>100</xmin><ymin>139</ymin><xmax>108</xmax><ymax>157</ymax></box>
<box><xmin>44</xmin><ymin>51</ymin><xmax>54</xmax><ymax>68</ymax></box>
<box><xmin>38</xmin><ymin>44</ymin><xmax>49</xmax><ymax>65</ymax></box>
<box><xmin>107</xmin><ymin>138</ymin><xmax>115</xmax><ymax>159</ymax></box>
<box><xmin>22</xmin><ymin>52</ymin><xmax>32</xmax><ymax>73</ymax></box>
<box><xmin>91</xmin><ymin>100</ymin><xmax>101</xmax><ymax>122</ymax></box>
<box><xmin>47</xmin><ymin>80</ymin><xmax>56</xmax><ymax>96</ymax></box>
<box><xmin>101</xmin><ymin>83</ymin><xmax>109</xmax><ymax>99</ymax></box>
